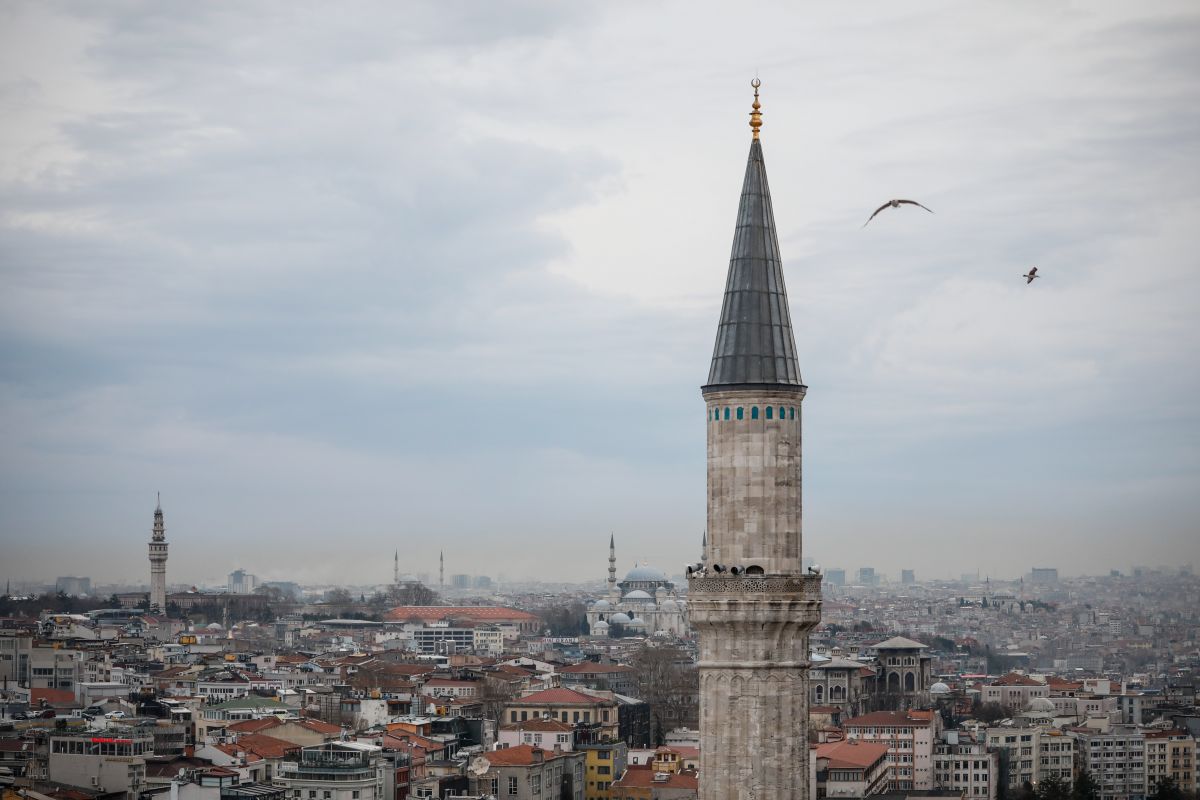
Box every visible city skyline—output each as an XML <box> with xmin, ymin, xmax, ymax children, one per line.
<box><xmin>3</xmin><ymin>3</ymin><xmax>1199</xmax><ymax>584</ymax></box>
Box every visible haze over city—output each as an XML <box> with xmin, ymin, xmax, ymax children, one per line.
<box><xmin>2</xmin><ymin>2</ymin><xmax>1198</xmax><ymax>585</ymax></box>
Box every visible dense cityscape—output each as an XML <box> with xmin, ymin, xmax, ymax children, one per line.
<box><xmin>2</xmin><ymin>504</ymin><xmax>1198</xmax><ymax>800</ymax></box>
<box><xmin>3</xmin><ymin>4</ymin><xmax>1197</xmax><ymax>800</ymax></box>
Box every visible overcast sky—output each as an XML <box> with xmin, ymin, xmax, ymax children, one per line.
<box><xmin>2</xmin><ymin>1</ymin><xmax>1198</xmax><ymax>588</ymax></box>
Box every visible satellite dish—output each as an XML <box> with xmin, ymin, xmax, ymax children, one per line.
<box><xmin>469</xmin><ymin>756</ymin><xmax>491</xmax><ymax>776</ymax></box>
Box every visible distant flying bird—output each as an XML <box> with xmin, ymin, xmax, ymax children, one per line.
<box><xmin>863</xmin><ymin>198</ymin><xmax>934</xmax><ymax>227</ymax></box>
<box><xmin>1024</xmin><ymin>267</ymin><xmax>1039</xmax><ymax>284</ymax></box>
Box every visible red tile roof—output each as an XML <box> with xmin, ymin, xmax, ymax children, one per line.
<box><xmin>844</xmin><ymin>711</ymin><xmax>934</xmax><ymax>727</ymax></box>
<box><xmin>613</xmin><ymin>764</ymin><xmax>699</xmax><ymax>790</ymax></box>
<box><xmin>227</xmin><ymin>717</ymin><xmax>283</xmax><ymax>734</ymax></box>
<box><xmin>817</xmin><ymin>739</ymin><xmax>889</xmax><ymax>770</ymax></box>
<box><xmin>481</xmin><ymin>745</ymin><xmax>574</xmax><ymax>767</ymax></box>
<box><xmin>232</xmin><ymin>734</ymin><xmax>300</xmax><ymax>760</ymax></box>
<box><xmin>515</xmin><ymin>687</ymin><xmax>611</xmax><ymax>706</ymax></box>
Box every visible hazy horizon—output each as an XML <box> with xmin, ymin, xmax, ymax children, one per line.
<box><xmin>2</xmin><ymin>2</ymin><xmax>1198</xmax><ymax>586</ymax></box>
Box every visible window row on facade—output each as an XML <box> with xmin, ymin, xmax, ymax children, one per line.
<box><xmin>710</xmin><ymin>405</ymin><xmax>797</xmax><ymax>421</ymax></box>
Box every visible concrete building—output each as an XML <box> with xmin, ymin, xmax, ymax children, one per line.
<box><xmin>466</xmin><ymin>745</ymin><xmax>585</xmax><ymax>800</ymax></box>
<box><xmin>275</xmin><ymin>742</ymin><xmax>386</xmax><ymax>800</ymax></box>
<box><xmin>1030</xmin><ymin>568</ymin><xmax>1059</xmax><ymax>584</ymax></box>
<box><xmin>1143</xmin><ymin>728</ymin><xmax>1196</xmax><ymax>795</ymax></box>
<box><xmin>149</xmin><ymin>496</ymin><xmax>168</xmax><ymax>613</ymax></box>
<box><xmin>577</xmin><ymin>740</ymin><xmax>627</xmax><ymax>799</ymax></box>
<box><xmin>982</xmin><ymin>673</ymin><xmax>1051</xmax><ymax>713</ymax></box>
<box><xmin>843</xmin><ymin>710</ymin><xmax>941</xmax><ymax>791</ymax></box>
<box><xmin>48</xmin><ymin>729</ymin><xmax>153</xmax><ymax>796</ymax></box>
<box><xmin>900</xmin><ymin>570</ymin><xmax>916</xmax><ymax>585</ymax></box>
<box><xmin>228</xmin><ymin>570</ymin><xmax>257</xmax><ymax>595</ymax></box>
<box><xmin>55</xmin><ymin>577</ymin><xmax>92</xmax><ymax>596</ymax></box>
<box><xmin>985</xmin><ymin>726</ymin><xmax>1075</xmax><ymax>791</ymax></box>
<box><xmin>1069</xmin><ymin>726</ymin><xmax>1145</xmax><ymax>800</ymax></box>
<box><xmin>932</xmin><ymin>731</ymin><xmax>1000</xmax><ymax>800</ymax></box>
<box><xmin>826</xmin><ymin>569</ymin><xmax>846</xmax><ymax>587</ymax></box>
<box><xmin>504</xmin><ymin>687</ymin><xmax>619</xmax><ymax>742</ymax></box>
<box><xmin>687</xmin><ymin>80</ymin><xmax>822</xmax><ymax>800</ymax></box>
<box><xmin>857</xmin><ymin>568</ymin><xmax>877</xmax><ymax>587</ymax></box>
<box><xmin>815</xmin><ymin>739</ymin><xmax>890</xmax><ymax>799</ymax></box>
<box><xmin>871</xmin><ymin>637</ymin><xmax>933</xmax><ymax>710</ymax></box>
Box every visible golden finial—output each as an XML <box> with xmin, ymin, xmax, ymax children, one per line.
<box><xmin>749</xmin><ymin>78</ymin><xmax>763</xmax><ymax>139</ymax></box>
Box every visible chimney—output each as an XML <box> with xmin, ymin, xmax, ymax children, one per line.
<box><xmin>531</xmin><ymin>747</ymin><xmax>544</xmax><ymax>764</ymax></box>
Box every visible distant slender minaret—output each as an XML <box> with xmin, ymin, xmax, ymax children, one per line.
<box><xmin>701</xmin><ymin>530</ymin><xmax>707</xmax><ymax>563</ymax></box>
<box><xmin>607</xmin><ymin>534</ymin><xmax>619</xmax><ymax>603</ymax></box>
<box><xmin>394</xmin><ymin>550</ymin><xmax>400</xmax><ymax>586</ymax></box>
<box><xmin>688</xmin><ymin>80</ymin><xmax>821</xmax><ymax>800</ymax></box>
<box><xmin>439</xmin><ymin>550</ymin><xmax>444</xmax><ymax>593</ymax></box>
<box><xmin>148</xmin><ymin>494</ymin><xmax>168</xmax><ymax>613</ymax></box>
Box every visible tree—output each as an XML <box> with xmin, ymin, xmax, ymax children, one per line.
<box><xmin>1149</xmin><ymin>777</ymin><xmax>1184</xmax><ymax>800</ymax></box>
<box><xmin>630</xmin><ymin>644</ymin><xmax>698</xmax><ymax>738</ymax></box>
<box><xmin>1035</xmin><ymin>775</ymin><xmax>1071</xmax><ymax>800</ymax></box>
<box><xmin>539</xmin><ymin>602</ymin><xmax>588</xmax><ymax>636</ymax></box>
<box><xmin>1071</xmin><ymin>769</ymin><xmax>1099</xmax><ymax>800</ymax></box>
<box><xmin>973</xmin><ymin>701</ymin><xmax>1008</xmax><ymax>723</ymax></box>
<box><xmin>325</xmin><ymin>588</ymin><xmax>353</xmax><ymax>607</ymax></box>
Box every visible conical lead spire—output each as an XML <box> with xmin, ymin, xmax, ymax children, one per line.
<box><xmin>704</xmin><ymin>82</ymin><xmax>802</xmax><ymax>392</ymax></box>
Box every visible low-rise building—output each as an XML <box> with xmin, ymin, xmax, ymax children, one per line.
<box><xmin>48</xmin><ymin>730</ymin><xmax>154</xmax><ymax>796</ymax></box>
<box><xmin>843</xmin><ymin>710</ymin><xmax>941</xmax><ymax>791</ymax></box>
<box><xmin>1142</xmin><ymin>728</ymin><xmax>1196</xmax><ymax>796</ymax></box>
<box><xmin>932</xmin><ymin>731</ymin><xmax>999</xmax><ymax>800</ymax></box>
<box><xmin>466</xmin><ymin>745</ymin><xmax>585</xmax><ymax>800</ymax></box>
<box><xmin>275</xmin><ymin>742</ymin><xmax>386</xmax><ymax>800</ymax></box>
<box><xmin>815</xmin><ymin>739</ymin><xmax>890</xmax><ymax>798</ymax></box>
<box><xmin>1069</xmin><ymin>726</ymin><xmax>1145</xmax><ymax>800</ymax></box>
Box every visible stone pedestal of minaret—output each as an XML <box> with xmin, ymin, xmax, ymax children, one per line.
<box><xmin>688</xmin><ymin>82</ymin><xmax>822</xmax><ymax>800</ymax></box>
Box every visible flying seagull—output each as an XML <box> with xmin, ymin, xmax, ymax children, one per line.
<box><xmin>863</xmin><ymin>199</ymin><xmax>934</xmax><ymax>227</ymax></box>
<box><xmin>1023</xmin><ymin>267</ymin><xmax>1039</xmax><ymax>284</ymax></box>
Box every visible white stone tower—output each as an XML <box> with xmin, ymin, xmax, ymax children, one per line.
<box><xmin>688</xmin><ymin>81</ymin><xmax>822</xmax><ymax>800</ymax></box>
<box><xmin>148</xmin><ymin>494</ymin><xmax>168</xmax><ymax>613</ymax></box>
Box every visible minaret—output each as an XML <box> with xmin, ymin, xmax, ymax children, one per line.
<box><xmin>394</xmin><ymin>550</ymin><xmax>400</xmax><ymax>586</ymax></box>
<box><xmin>688</xmin><ymin>80</ymin><xmax>822</xmax><ymax>800</ymax></box>
<box><xmin>439</xmin><ymin>550</ymin><xmax>444</xmax><ymax>593</ymax></box>
<box><xmin>607</xmin><ymin>534</ymin><xmax>619</xmax><ymax>603</ymax></box>
<box><xmin>148</xmin><ymin>494</ymin><xmax>168</xmax><ymax>613</ymax></box>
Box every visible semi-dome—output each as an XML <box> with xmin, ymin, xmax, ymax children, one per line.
<box><xmin>624</xmin><ymin>565</ymin><xmax>668</xmax><ymax>582</ymax></box>
<box><xmin>628</xmin><ymin>617</ymin><xmax>647</xmax><ymax>627</ymax></box>
<box><xmin>660</xmin><ymin>598</ymin><xmax>680</xmax><ymax>611</ymax></box>
<box><xmin>593</xmin><ymin>619</ymin><xmax>609</xmax><ymax>630</ymax></box>
<box><xmin>591</xmin><ymin>599</ymin><xmax>612</xmax><ymax>609</ymax></box>
<box><xmin>930</xmin><ymin>682</ymin><xmax>951</xmax><ymax>695</ymax></box>
<box><xmin>1026</xmin><ymin>697</ymin><xmax>1056</xmax><ymax>714</ymax></box>
<box><xmin>609</xmin><ymin>612</ymin><xmax>632</xmax><ymax>624</ymax></box>
<box><xmin>624</xmin><ymin>590</ymin><xmax>653</xmax><ymax>601</ymax></box>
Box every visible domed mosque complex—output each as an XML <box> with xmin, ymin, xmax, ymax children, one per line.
<box><xmin>586</xmin><ymin>536</ymin><xmax>689</xmax><ymax>637</ymax></box>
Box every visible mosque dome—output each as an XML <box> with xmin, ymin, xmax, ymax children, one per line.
<box><xmin>593</xmin><ymin>620</ymin><xmax>609</xmax><ymax>631</ymax></box>
<box><xmin>624</xmin><ymin>565</ymin><xmax>668</xmax><ymax>582</ymax></box>
<box><xmin>609</xmin><ymin>612</ymin><xmax>632</xmax><ymax>624</ymax></box>
<box><xmin>930</xmin><ymin>682</ymin><xmax>951</xmax><ymax>695</ymax></box>
<box><xmin>1026</xmin><ymin>697</ymin><xmax>1056</xmax><ymax>714</ymax></box>
<box><xmin>628</xmin><ymin>617</ymin><xmax>647</xmax><ymax>627</ymax></box>
<box><xmin>624</xmin><ymin>590</ymin><xmax>653</xmax><ymax>601</ymax></box>
<box><xmin>591</xmin><ymin>599</ymin><xmax>612</xmax><ymax>610</ymax></box>
<box><xmin>660</xmin><ymin>598</ymin><xmax>680</xmax><ymax>611</ymax></box>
